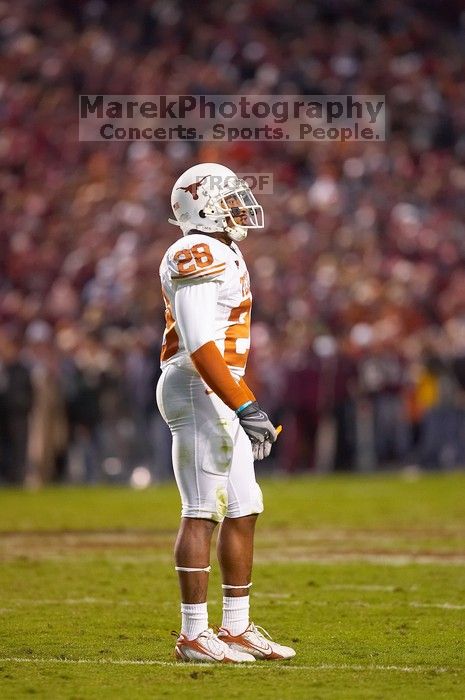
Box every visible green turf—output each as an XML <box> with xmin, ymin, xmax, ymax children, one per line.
<box><xmin>0</xmin><ymin>473</ymin><xmax>464</xmax><ymax>699</ymax></box>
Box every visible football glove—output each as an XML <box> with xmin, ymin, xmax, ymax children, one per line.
<box><xmin>237</xmin><ymin>401</ymin><xmax>277</xmax><ymax>460</ymax></box>
<box><xmin>252</xmin><ymin>438</ymin><xmax>273</xmax><ymax>461</ymax></box>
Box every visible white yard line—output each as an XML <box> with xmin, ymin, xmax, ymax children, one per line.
<box><xmin>324</xmin><ymin>584</ymin><xmax>417</xmax><ymax>592</ymax></box>
<box><xmin>254</xmin><ymin>592</ymin><xmax>292</xmax><ymax>598</ymax></box>
<box><xmin>410</xmin><ymin>602</ymin><xmax>465</xmax><ymax>610</ymax></box>
<box><xmin>0</xmin><ymin>657</ymin><xmax>459</xmax><ymax>673</ymax></box>
<box><xmin>0</xmin><ymin>598</ymin><xmax>144</xmax><ymax>607</ymax></box>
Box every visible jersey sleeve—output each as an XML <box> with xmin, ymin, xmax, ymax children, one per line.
<box><xmin>174</xmin><ymin>281</ymin><xmax>250</xmax><ymax>410</ymax></box>
<box><xmin>167</xmin><ymin>238</ymin><xmax>227</xmax><ymax>283</ymax></box>
<box><xmin>174</xmin><ymin>281</ymin><xmax>218</xmax><ymax>353</ymax></box>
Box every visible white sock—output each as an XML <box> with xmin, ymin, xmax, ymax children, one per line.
<box><xmin>181</xmin><ymin>602</ymin><xmax>208</xmax><ymax>640</ymax></box>
<box><xmin>222</xmin><ymin>595</ymin><xmax>250</xmax><ymax>636</ymax></box>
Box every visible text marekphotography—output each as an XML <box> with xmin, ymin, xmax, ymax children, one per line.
<box><xmin>79</xmin><ymin>94</ymin><xmax>386</xmax><ymax>142</ymax></box>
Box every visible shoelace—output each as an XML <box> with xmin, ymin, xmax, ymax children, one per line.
<box><xmin>198</xmin><ymin>628</ymin><xmax>225</xmax><ymax>655</ymax></box>
<box><xmin>248</xmin><ymin>623</ymin><xmax>273</xmax><ymax>642</ymax></box>
<box><xmin>172</xmin><ymin>628</ymin><xmax>225</xmax><ymax>655</ymax></box>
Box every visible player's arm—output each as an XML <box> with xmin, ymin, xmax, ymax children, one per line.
<box><xmin>174</xmin><ymin>281</ymin><xmax>250</xmax><ymax>411</ymax></box>
<box><xmin>238</xmin><ymin>377</ymin><xmax>256</xmax><ymax>402</ymax></box>
<box><xmin>175</xmin><ymin>284</ymin><xmax>277</xmax><ymax>457</ymax></box>
<box><xmin>170</xmin><ymin>244</ymin><xmax>277</xmax><ymax>456</ymax></box>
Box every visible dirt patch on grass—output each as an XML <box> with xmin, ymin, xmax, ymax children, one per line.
<box><xmin>1</xmin><ymin>529</ymin><xmax>464</xmax><ymax>564</ymax></box>
<box><xmin>0</xmin><ymin>531</ymin><xmax>173</xmax><ymax>561</ymax></box>
<box><xmin>254</xmin><ymin>551</ymin><xmax>465</xmax><ymax>565</ymax></box>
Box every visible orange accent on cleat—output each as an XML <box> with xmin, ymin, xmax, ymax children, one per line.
<box><xmin>174</xmin><ymin>629</ymin><xmax>255</xmax><ymax>663</ymax></box>
<box><xmin>218</xmin><ymin>623</ymin><xmax>296</xmax><ymax>660</ymax></box>
<box><xmin>175</xmin><ymin>635</ymin><xmax>232</xmax><ymax>663</ymax></box>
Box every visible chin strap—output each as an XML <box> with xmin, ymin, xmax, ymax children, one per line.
<box><xmin>226</xmin><ymin>227</ymin><xmax>247</xmax><ymax>241</ymax></box>
<box><xmin>221</xmin><ymin>582</ymin><xmax>253</xmax><ymax>590</ymax></box>
<box><xmin>175</xmin><ymin>565</ymin><xmax>211</xmax><ymax>573</ymax></box>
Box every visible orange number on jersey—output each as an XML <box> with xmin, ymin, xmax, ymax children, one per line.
<box><xmin>192</xmin><ymin>243</ymin><xmax>214</xmax><ymax>268</ymax></box>
<box><xmin>224</xmin><ymin>297</ymin><xmax>252</xmax><ymax>370</ymax></box>
<box><xmin>160</xmin><ymin>288</ymin><xmax>179</xmax><ymax>362</ymax></box>
<box><xmin>174</xmin><ymin>243</ymin><xmax>214</xmax><ymax>276</ymax></box>
<box><xmin>173</xmin><ymin>249</ymin><xmax>195</xmax><ymax>275</ymax></box>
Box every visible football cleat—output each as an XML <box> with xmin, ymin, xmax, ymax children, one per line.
<box><xmin>218</xmin><ymin>622</ymin><xmax>296</xmax><ymax>660</ymax></box>
<box><xmin>174</xmin><ymin>628</ymin><xmax>256</xmax><ymax>663</ymax></box>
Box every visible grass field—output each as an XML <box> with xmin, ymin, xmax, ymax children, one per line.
<box><xmin>1</xmin><ymin>472</ymin><xmax>464</xmax><ymax>699</ymax></box>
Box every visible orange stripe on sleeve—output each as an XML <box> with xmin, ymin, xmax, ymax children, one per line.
<box><xmin>172</xmin><ymin>263</ymin><xmax>226</xmax><ymax>280</ymax></box>
<box><xmin>190</xmin><ymin>341</ymin><xmax>250</xmax><ymax>411</ymax></box>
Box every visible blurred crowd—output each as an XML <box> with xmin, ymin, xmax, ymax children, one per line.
<box><xmin>1</xmin><ymin>0</ymin><xmax>465</xmax><ymax>485</ymax></box>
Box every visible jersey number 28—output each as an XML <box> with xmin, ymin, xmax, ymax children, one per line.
<box><xmin>173</xmin><ymin>243</ymin><xmax>214</xmax><ymax>275</ymax></box>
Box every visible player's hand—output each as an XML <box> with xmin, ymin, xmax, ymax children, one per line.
<box><xmin>252</xmin><ymin>439</ymin><xmax>272</xmax><ymax>461</ymax></box>
<box><xmin>237</xmin><ymin>401</ymin><xmax>277</xmax><ymax>460</ymax></box>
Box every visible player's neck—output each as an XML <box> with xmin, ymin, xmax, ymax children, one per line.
<box><xmin>188</xmin><ymin>229</ymin><xmax>233</xmax><ymax>247</ymax></box>
<box><xmin>212</xmin><ymin>231</ymin><xmax>233</xmax><ymax>247</ymax></box>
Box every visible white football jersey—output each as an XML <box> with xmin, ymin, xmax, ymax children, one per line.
<box><xmin>159</xmin><ymin>233</ymin><xmax>252</xmax><ymax>378</ymax></box>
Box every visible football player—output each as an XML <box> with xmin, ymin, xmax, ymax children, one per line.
<box><xmin>157</xmin><ymin>163</ymin><xmax>295</xmax><ymax>663</ymax></box>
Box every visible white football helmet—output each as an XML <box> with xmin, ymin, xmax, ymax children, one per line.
<box><xmin>169</xmin><ymin>163</ymin><xmax>264</xmax><ymax>242</ymax></box>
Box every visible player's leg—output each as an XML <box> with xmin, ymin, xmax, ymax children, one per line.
<box><xmin>175</xmin><ymin>517</ymin><xmax>217</xmax><ymax>603</ymax></box>
<box><xmin>174</xmin><ymin>516</ymin><xmax>216</xmax><ymax>641</ymax></box>
<box><xmin>217</xmin><ymin>424</ymin><xmax>295</xmax><ymax>659</ymax></box>
<box><xmin>174</xmin><ymin>513</ymin><xmax>256</xmax><ymax>661</ymax></box>
<box><xmin>156</xmin><ymin>366</ymin><xmax>255</xmax><ymax>663</ymax></box>
<box><xmin>217</xmin><ymin>513</ymin><xmax>257</xmax><ymax>594</ymax></box>
<box><xmin>216</xmin><ymin>423</ymin><xmax>260</xmax><ymax>636</ymax></box>
<box><xmin>217</xmin><ymin>513</ymin><xmax>257</xmax><ymax>637</ymax></box>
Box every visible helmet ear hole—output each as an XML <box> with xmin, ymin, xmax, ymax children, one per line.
<box><xmin>199</xmin><ymin>210</ymin><xmax>206</xmax><ymax>218</ymax></box>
